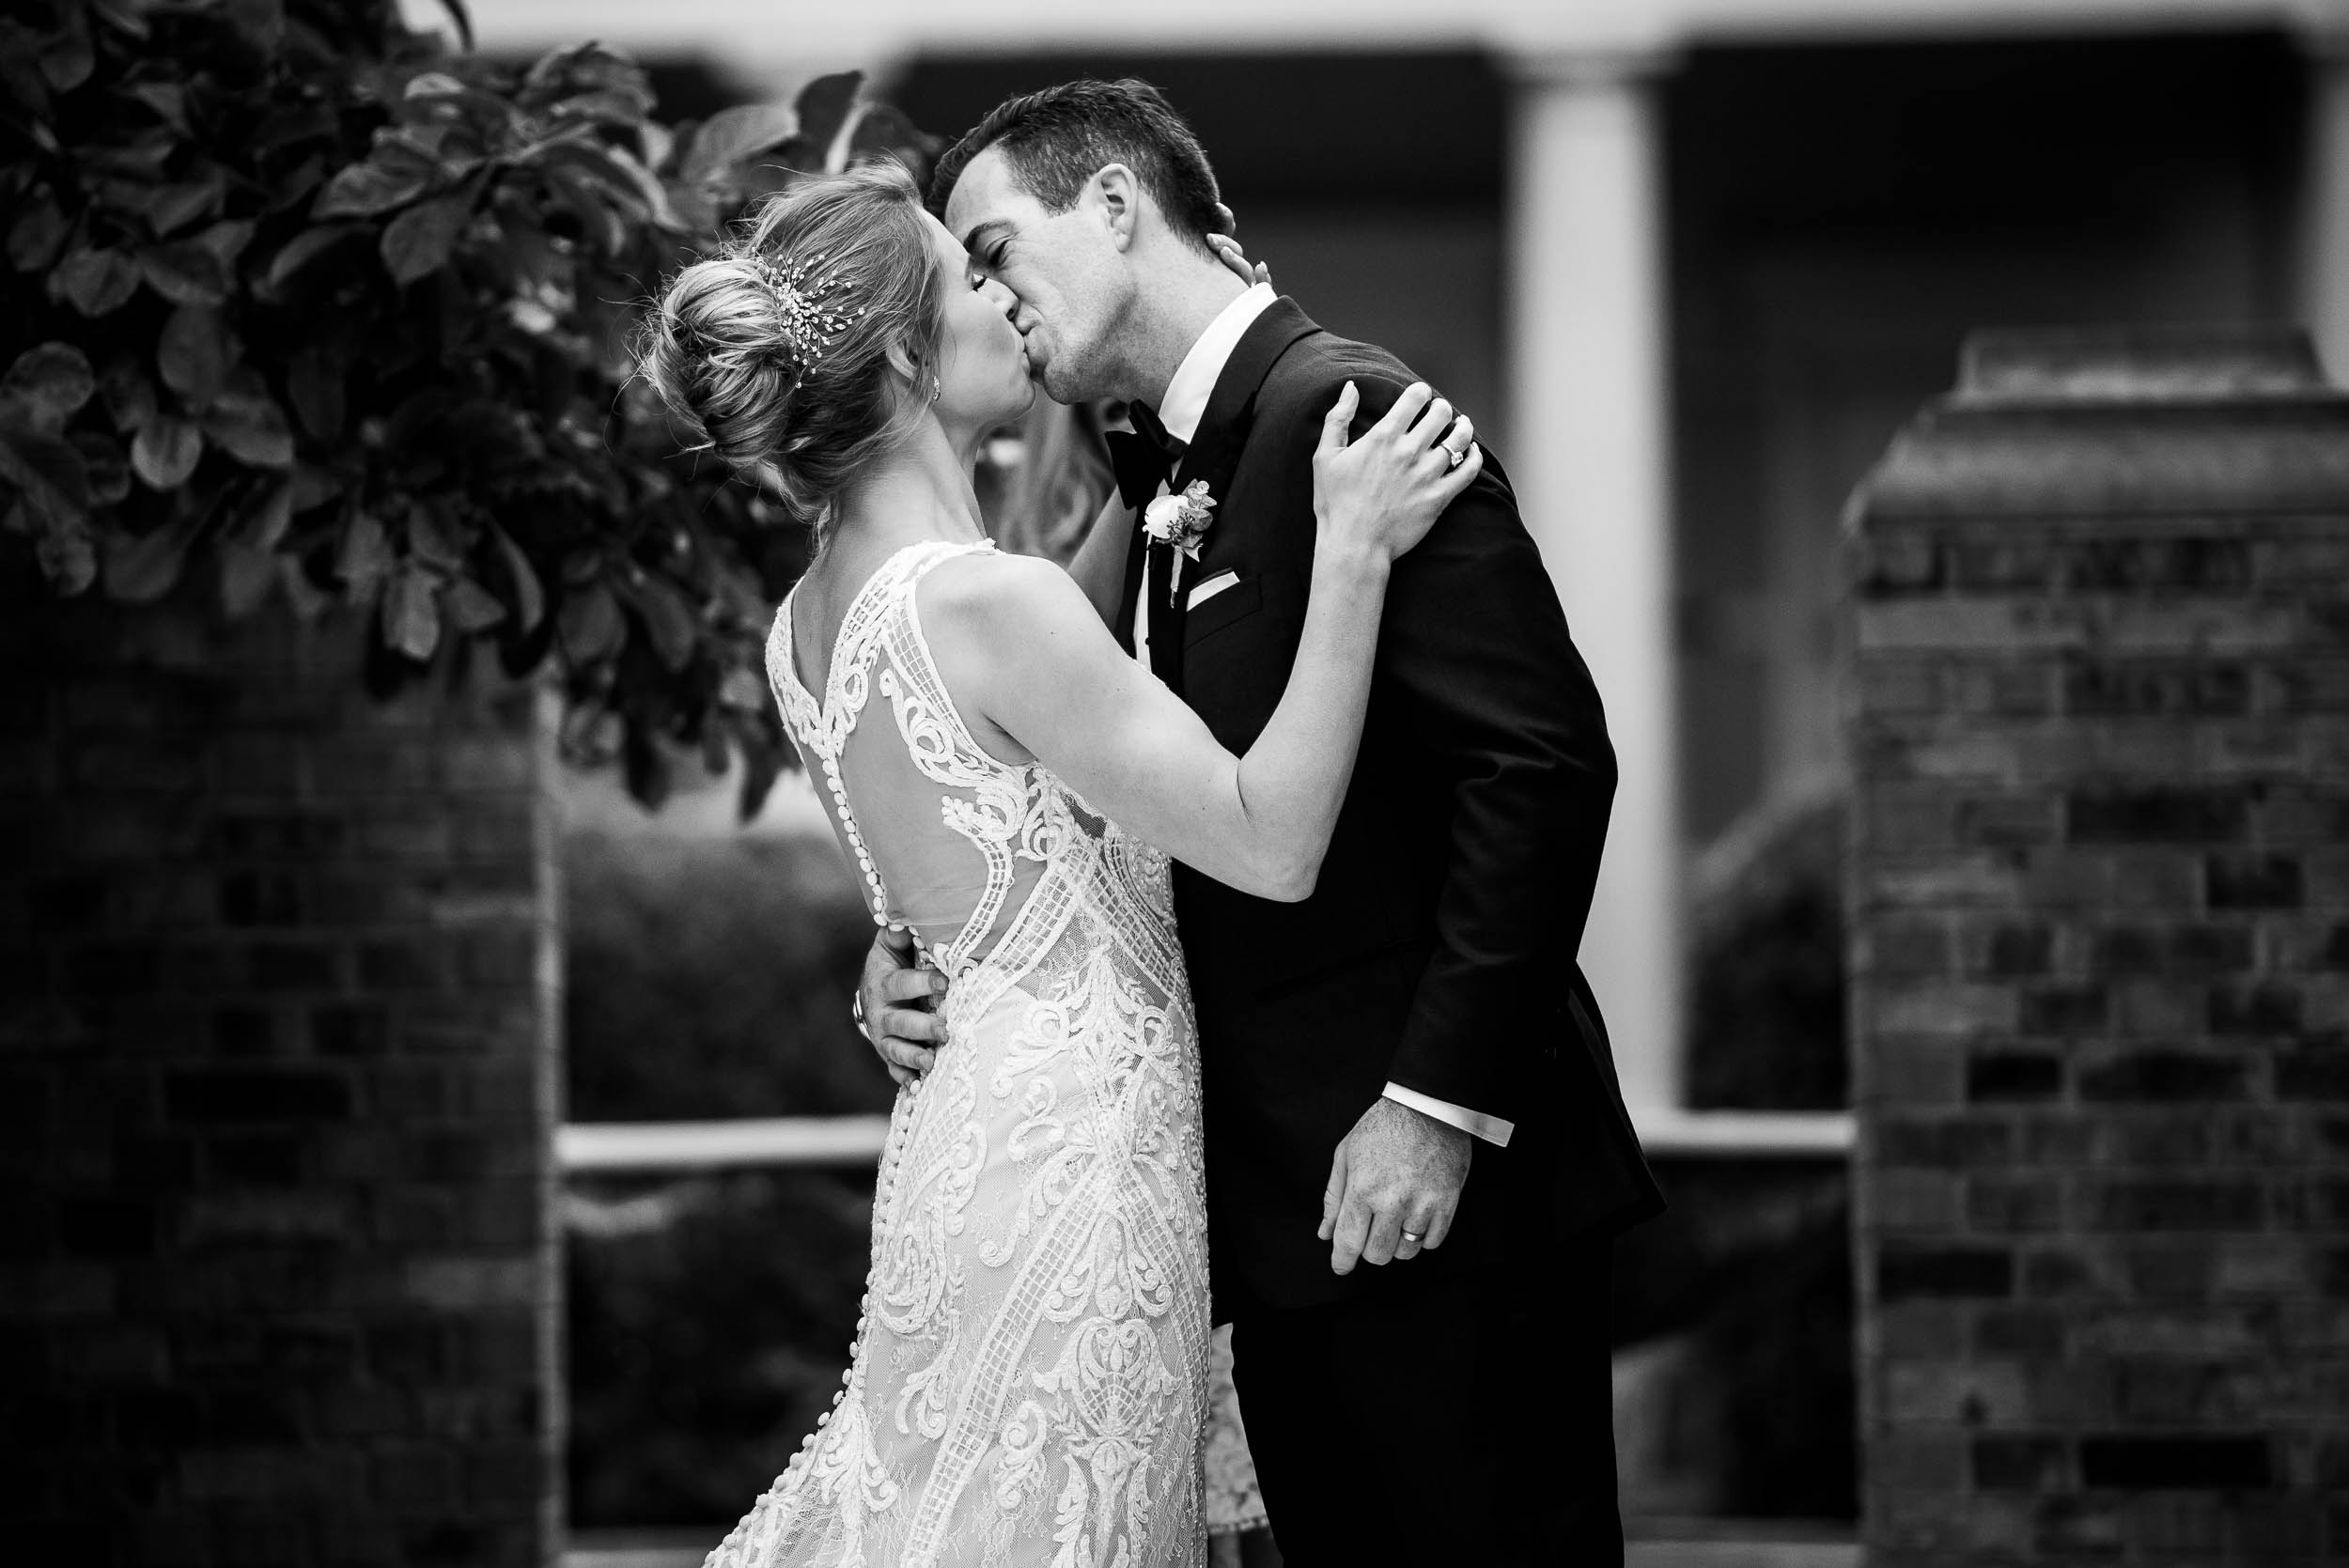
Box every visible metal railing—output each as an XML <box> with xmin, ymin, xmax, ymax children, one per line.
<box><xmin>555</xmin><ymin>1107</ymin><xmax>1853</xmax><ymax>1173</ymax></box>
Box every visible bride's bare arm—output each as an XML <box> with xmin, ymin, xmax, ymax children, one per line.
<box><xmin>927</xmin><ymin>383</ymin><xmax>1480</xmax><ymax>901</ymax></box>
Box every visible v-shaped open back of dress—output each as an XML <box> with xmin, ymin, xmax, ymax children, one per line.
<box><xmin>708</xmin><ymin>538</ymin><xmax>1210</xmax><ymax>1568</ymax></box>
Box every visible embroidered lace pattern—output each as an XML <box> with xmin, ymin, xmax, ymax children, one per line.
<box><xmin>708</xmin><ymin>539</ymin><xmax>1208</xmax><ymax>1568</ymax></box>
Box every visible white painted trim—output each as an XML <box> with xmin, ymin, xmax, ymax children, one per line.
<box><xmin>1629</xmin><ymin>1107</ymin><xmax>1855</xmax><ymax>1158</ymax></box>
<box><xmin>556</xmin><ymin>1116</ymin><xmax>894</xmax><ymax>1171</ymax></box>
<box><xmin>552</xmin><ymin>1108</ymin><xmax>1852</xmax><ymax>1173</ymax></box>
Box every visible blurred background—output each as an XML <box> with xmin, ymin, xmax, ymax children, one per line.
<box><xmin>8</xmin><ymin>0</ymin><xmax>2315</xmax><ymax>1562</ymax></box>
<box><xmin>442</xmin><ymin>1</ymin><xmax>2349</xmax><ymax>1562</ymax></box>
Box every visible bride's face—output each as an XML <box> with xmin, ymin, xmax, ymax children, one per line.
<box><xmin>922</xmin><ymin>210</ymin><xmax>1034</xmax><ymax>436</ymax></box>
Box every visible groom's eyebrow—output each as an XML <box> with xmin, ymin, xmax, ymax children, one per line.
<box><xmin>960</xmin><ymin>219</ymin><xmax>1010</xmax><ymax>257</ymax></box>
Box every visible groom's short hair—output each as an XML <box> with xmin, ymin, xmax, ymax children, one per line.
<box><xmin>929</xmin><ymin>79</ymin><xmax>1223</xmax><ymax>254</ymax></box>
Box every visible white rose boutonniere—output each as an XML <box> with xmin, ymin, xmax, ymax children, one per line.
<box><xmin>1142</xmin><ymin>479</ymin><xmax>1217</xmax><ymax>600</ymax></box>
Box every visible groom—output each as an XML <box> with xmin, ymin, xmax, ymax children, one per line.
<box><xmin>864</xmin><ymin>79</ymin><xmax>1662</xmax><ymax>1564</ymax></box>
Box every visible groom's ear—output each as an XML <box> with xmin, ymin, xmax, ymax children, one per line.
<box><xmin>1089</xmin><ymin>163</ymin><xmax>1141</xmax><ymax>254</ymax></box>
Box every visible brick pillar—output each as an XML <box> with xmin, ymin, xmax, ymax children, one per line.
<box><xmin>1</xmin><ymin>579</ymin><xmax>563</xmax><ymax>1567</ymax></box>
<box><xmin>1844</xmin><ymin>330</ymin><xmax>2349</xmax><ymax>1564</ymax></box>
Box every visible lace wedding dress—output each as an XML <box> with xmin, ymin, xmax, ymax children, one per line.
<box><xmin>708</xmin><ymin>539</ymin><xmax>1210</xmax><ymax>1568</ymax></box>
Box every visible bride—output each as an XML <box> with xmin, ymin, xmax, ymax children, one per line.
<box><xmin>640</xmin><ymin>160</ymin><xmax>1480</xmax><ymax>1568</ymax></box>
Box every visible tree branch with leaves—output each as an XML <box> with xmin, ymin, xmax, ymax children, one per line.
<box><xmin>0</xmin><ymin>0</ymin><xmax>939</xmax><ymax>812</ymax></box>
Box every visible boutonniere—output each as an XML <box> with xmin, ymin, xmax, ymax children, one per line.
<box><xmin>1143</xmin><ymin>479</ymin><xmax>1217</xmax><ymax>600</ymax></box>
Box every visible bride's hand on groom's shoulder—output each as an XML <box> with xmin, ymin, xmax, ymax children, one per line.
<box><xmin>858</xmin><ymin>925</ymin><xmax>947</xmax><ymax>1087</ymax></box>
<box><xmin>1318</xmin><ymin>1096</ymin><xmax>1473</xmax><ymax>1275</ymax></box>
<box><xmin>1207</xmin><ymin>202</ymin><xmax>1270</xmax><ymax>288</ymax></box>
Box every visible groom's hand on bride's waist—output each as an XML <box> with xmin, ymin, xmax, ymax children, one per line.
<box><xmin>858</xmin><ymin>925</ymin><xmax>947</xmax><ymax>1087</ymax></box>
<box><xmin>1318</xmin><ymin>1097</ymin><xmax>1473</xmax><ymax>1275</ymax></box>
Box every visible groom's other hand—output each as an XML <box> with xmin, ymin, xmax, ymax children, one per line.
<box><xmin>858</xmin><ymin>926</ymin><xmax>947</xmax><ymax>1087</ymax></box>
<box><xmin>1318</xmin><ymin>1097</ymin><xmax>1472</xmax><ymax>1273</ymax></box>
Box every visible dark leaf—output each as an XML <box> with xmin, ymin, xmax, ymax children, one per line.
<box><xmin>541</xmin><ymin>163</ymin><xmax>628</xmax><ymax>256</ymax></box>
<box><xmin>682</xmin><ymin>101</ymin><xmax>799</xmax><ymax>185</ymax></box>
<box><xmin>380</xmin><ymin>193</ymin><xmax>471</xmax><ymax>285</ymax></box>
<box><xmin>54</xmin><ymin>249</ymin><xmax>140</xmax><ymax>316</ymax></box>
<box><xmin>445</xmin><ymin>575</ymin><xmax>506</xmax><ymax>631</ymax></box>
<box><xmin>621</xmin><ymin>725</ymin><xmax>670</xmax><ymax>811</ymax></box>
<box><xmin>250</xmin><ymin>101</ymin><xmax>336</xmax><ymax>156</ymax></box>
<box><xmin>557</xmin><ymin>582</ymin><xmax>621</xmax><ymax>661</ymax></box>
<box><xmin>36</xmin><ymin>510</ymin><xmax>97</xmax><ymax>595</ymax></box>
<box><xmin>104</xmin><ymin>508</ymin><xmax>202</xmax><ymax>603</ymax></box>
<box><xmin>262</xmin><ymin>222</ymin><xmax>369</xmax><ymax>291</ymax></box>
<box><xmin>0</xmin><ymin>427</ymin><xmax>92</xmax><ymax>517</ymax></box>
<box><xmin>605</xmin><ymin>145</ymin><xmax>683</xmax><ymax>230</ymax></box>
<box><xmin>8</xmin><ymin>192</ymin><xmax>67</xmax><ymax>272</ymax></box>
<box><xmin>620</xmin><ymin>572</ymin><xmax>696</xmax><ymax>671</ymax></box>
<box><xmin>795</xmin><ymin>72</ymin><xmax>863</xmax><ymax>165</ymax></box>
<box><xmin>846</xmin><ymin>102</ymin><xmax>941</xmax><ymax>166</ymax></box>
<box><xmin>287</xmin><ymin>345</ymin><xmax>346</xmax><ymax>440</ymax></box>
<box><xmin>313</xmin><ymin>159</ymin><xmax>433</xmax><ymax>219</ymax></box>
<box><xmin>537</xmin><ymin>140</ymin><xmax>648</xmax><ymax>217</ymax></box>
<box><xmin>158</xmin><ymin>304</ymin><xmax>230</xmax><ymax>407</ymax></box>
<box><xmin>131</xmin><ymin>416</ymin><xmax>203</xmax><ymax>489</ymax></box>
<box><xmin>205</xmin><ymin>393</ymin><xmax>295</xmax><ymax>469</ymax></box>
<box><xmin>521</xmin><ymin>43</ymin><xmax>651</xmax><ymax>115</ymax></box>
<box><xmin>144</xmin><ymin>177</ymin><xmax>222</xmax><ymax>236</ymax></box>
<box><xmin>279</xmin><ymin>553</ymin><xmax>332</xmax><ymax>620</ymax></box>
<box><xmin>553</xmin><ymin>88</ymin><xmax>650</xmax><ymax>127</ymax></box>
<box><xmin>434</xmin><ymin>0</ymin><xmax>474</xmax><ymax>51</ymax></box>
<box><xmin>224</xmin><ymin>0</ymin><xmax>285</xmax><ymax>49</ymax></box>
<box><xmin>70</xmin><ymin>430</ymin><xmax>130</xmax><ymax>506</ymax></box>
<box><xmin>407</xmin><ymin>503</ymin><xmax>464</xmax><ymax>570</ymax></box>
<box><xmin>100</xmin><ymin>359</ymin><xmax>157</xmax><ymax>431</ymax></box>
<box><xmin>335</xmin><ymin>508</ymin><xmax>391</xmax><ymax>594</ymax></box>
<box><xmin>126</xmin><ymin>82</ymin><xmax>183</xmax><ymax>131</ymax></box>
<box><xmin>37</xmin><ymin>6</ymin><xmax>92</xmax><ymax>92</ymax></box>
<box><xmin>491</xmin><ymin>521</ymin><xmax>543</xmax><ymax>630</ymax></box>
<box><xmin>90</xmin><ymin>0</ymin><xmax>152</xmax><ymax>42</ymax></box>
<box><xmin>226</xmin><ymin>477</ymin><xmax>296</xmax><ymax>553</ymax></box>
<box><xmin>381</xmin><ymin>566</ymin><xmax>442</xmax><ymax>660</ymax></box>
<box><xmin>737</xmin><ymin>730</ymin><xmax>782</xmax><ymax>820</ymax></box>
<box><xmin>288</xmin><ymin>465</ymin><xmax>342</xmax><ymax>514</ymax></box>
<box><xmin>0</xmin><ymin>47</ymin><xmax>50</xmax><ymax>126</ymax></box>
<box><xmin>2</xmin><ymin>343</ymin><xmax>96</xmax><ymax>432</ymax></box>
<box><xmin>218</xmin><ymin>540</ymin><xmax>275</xmax><ymax>616</ymax></box>
<box><xmin>194</xmin><ymin>219</ymin><xmax>256</xmax><ymax>272</ymax></box>
<box><xmin>717</xmin><ymin>665</ymin><xmax>767</xmax><ymax>710</ymax></box>
<box><xmin>268</xmin><ymin>156</ymin><xmax>328</xmax><ymax>215</ymax></box>
<box><xmin>139</xmin><ymin>242</ymin><xmax>230</xmax><ymax>305</ymax></box>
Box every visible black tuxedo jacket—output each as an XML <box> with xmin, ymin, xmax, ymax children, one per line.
<box><xmin>1113</xmin><ymin>299</ymin><xmax>1664</xmax><ymax>1310</ymax></box>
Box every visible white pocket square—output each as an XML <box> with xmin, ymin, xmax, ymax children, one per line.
<box><xmin>1186</xmin><ymin>570</ymin><xmax>1240</xmax><ymax>610</ymax></box>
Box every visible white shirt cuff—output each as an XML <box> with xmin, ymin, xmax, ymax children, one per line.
<box><xmin>1382</xmin><ymin>1082</ymin><xmax>1514</xmax><ymax>1147</ymax></box>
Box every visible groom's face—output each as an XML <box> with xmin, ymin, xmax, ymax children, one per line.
<box><xmin>944</xmin><ymin>147</ymin><xmax>1132</xmax><ymax>405</ymax></box>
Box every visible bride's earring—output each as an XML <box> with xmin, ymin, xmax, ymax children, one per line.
<box><xmin>930</xmin><ymin>374</ymin><xmax>941</xmax><ymax>404</ymax></box>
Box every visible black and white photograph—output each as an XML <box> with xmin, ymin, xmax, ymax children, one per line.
<box><xmin>5</xmin><ymin>0</ymin><xmax>2347</xmax><ymax>1564</ymax></box>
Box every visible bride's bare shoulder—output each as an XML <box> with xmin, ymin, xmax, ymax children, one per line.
<box><xmin>922</xmin><ymin>548</ymin><xmax>1090</xmax><ymax>629</ymax></box>
<box><xmin>917</xmin><ymin>548</ymin><xmax>1103</xmax><ymax>669</ymax></box>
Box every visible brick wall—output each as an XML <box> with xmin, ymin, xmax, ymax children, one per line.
<box><xmin>1843</xmin><ymin>332</ymin><xmax>2349</xmax><ymax>1564</ymax></box>
<box><xmin>1</xmin><ymin>581</ymin><xmax>563</xmax><ymax>1567</ymax></box>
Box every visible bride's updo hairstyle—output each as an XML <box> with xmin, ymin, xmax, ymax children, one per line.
<box><xmin>640</xmin><ymin>161</ymin><xmax>943</xmax><ymax>542</ymax></box>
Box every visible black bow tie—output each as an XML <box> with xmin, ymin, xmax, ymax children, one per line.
<box><xmin>1105</xmin><ymin>402</ymin><xmax>1183</xmax><ymax>512</ymax></box>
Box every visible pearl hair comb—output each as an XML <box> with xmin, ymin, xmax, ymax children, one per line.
<box><xmin>750</xmin><ymin>250</ymin><xmax>861</xmax><ymax>377</ymax></box>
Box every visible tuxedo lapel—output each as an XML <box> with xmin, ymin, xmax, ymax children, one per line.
<box><xmin>1154</xmin><ymin>298</ymin><xmax>1321</xmax><ymax>675</ymax></box>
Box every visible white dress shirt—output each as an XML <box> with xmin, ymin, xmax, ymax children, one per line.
<box><xmin>1129</xmin><ymin>282</ymin><xmax>1512</xmax><ymax>1149</ymax></box>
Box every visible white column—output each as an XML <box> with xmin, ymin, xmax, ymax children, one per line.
<box><xmin>1506</xmin><ymin>52</ymin><xmax>1683</xmax><ymax>1112</ymax></box>
<box><xmin>2302</xmin><ymin>30</ymin><xmax>2349</xmax><ymax>385</ymax></box>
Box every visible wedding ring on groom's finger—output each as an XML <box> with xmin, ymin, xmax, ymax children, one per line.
<box><xmin>1400</xmin><ymin>1230</ymin><xmax>1424</xmax><ymax>1245</ymax></box>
